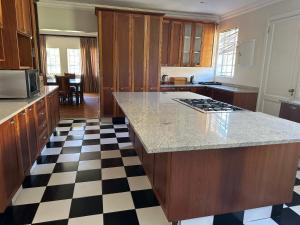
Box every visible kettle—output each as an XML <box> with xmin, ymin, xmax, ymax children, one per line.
<box><xmin>162</xmin><ymin>74</ymin><xmax>169</xmax><ymax>83</ymax></box>
<box><xmin>190</xmin><ymin>75</ymin><xmax>195</xmax><ymax>84</ymax></box>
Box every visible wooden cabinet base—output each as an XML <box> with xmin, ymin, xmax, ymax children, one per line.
<box><xmin>133</xmin><ymin>132</ymin><xmax>299</xmax><ymax>221</ymax></box>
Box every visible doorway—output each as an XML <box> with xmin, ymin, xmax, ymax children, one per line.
<box><xmin>260</xmin><ymin>13</ymin><xmax>300</xmax><ymax>116</ymax></box>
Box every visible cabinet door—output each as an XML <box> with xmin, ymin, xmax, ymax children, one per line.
<box><xmin>102</xmin><ymin>88</ymin><xmax>115</xmax><ymax>116</ymax></box>
<box><xmin>200</xmin><ymin>23</ymin><xmax>215</xmax><ymax>67</ymax></box>
<box><xmin>169</xmin><ymin>21</ymin><xmax>183</xmax><ymax>66</ymax></box>
<box><xmin>161</xmin><ymin>20</ymin><xmax>171</xmax><ymax>66</ymax></box>
<box><xmin>27</xmin><ymin>105</ymin><xmax>37</xmax><ymax>164</ymax></box>
<box><xmin>46</xmin><ymin>94</ymin><xmax>53</xmax><ymax>135</ymax></box>
<box><xmin>182</xmin><ymin>23</ymin><xmax>192</xmax><ymax>66</ymax></box>
<box><xmin>142</xmin><ymin>148</ymin><xmax>155</xmax><ymax>185</ymax></box>
<box><xmin>0</xmin><ymin>118</ymin><xmax>22</xmax><ymax>212</ymax></box>
<box><xmin>132</xmin><ymin>14</ymin><xmax>146</xmax><ymax>92</ymax></box>
<box><xmin>279</xmin><ymin>103</ymin><xmax>300</xmax><ymax>123</ymax></box>
<box><xmin>15</xmin><ymin>0</ymin><xmax>32</xmax><ymax>35</ymax></box>
<box><xmin>17</xmin><ymin>110</ymin><xmax>31</xmax><ymax>175</ymax></box>
<box><xmin>193</xmin><ymin>23</ymin><xmax>203</xmax><ymax>66</ymax></box>
<box><xmin>147</xmin><ymin>15</ymin><xmax>162</xmax><ymax>92</ymax></box>
<box><xmin>100</xmin><ymin>11</ymin><xmax>115</xmax><ymax>116</ymax></box>
<box><xmin>116</xmin><ymin>13</ymin><xmax>131</xmax><ymax>92</ymax></box>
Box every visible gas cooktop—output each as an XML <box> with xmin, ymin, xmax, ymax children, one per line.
<box><xmin>174</xmin><ymin>98</ymin><xmax>244</xmax><ymax>113</ymax></box>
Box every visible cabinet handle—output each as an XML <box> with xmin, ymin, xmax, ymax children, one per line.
<box><xmin>40</xmin><ymin>112</ymin><xmax>45</xmax><ymax>116</ymax></box>
<box><xmin>43</xmin><ymin>136</ymin><xmax>47</xmax><ymax>140</ymax></box>
<box><xmin>29</xmin><ymin>107</ymin><xmax>32</xmax><ymax>111</ymax></box>
<box><xmin>10</xmin><ymin>120</ymin><xmax>15</xmax><ymax>125</ymax></box>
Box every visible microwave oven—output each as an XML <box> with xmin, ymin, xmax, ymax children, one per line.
<box><xmin>0</xmin><ymin>70</ymin><xmax>40</xmax><ymax>99</ymax></box>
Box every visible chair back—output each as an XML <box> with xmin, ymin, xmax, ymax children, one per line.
<box><xmin>64</xmin><ymin>73</ymin><xmax>76</xmax><ymax>79</ymax></box>
<box><xmin>55</xmin><ymin>75</ymin><xmax>70</xmax><ymax>92</ymax></box>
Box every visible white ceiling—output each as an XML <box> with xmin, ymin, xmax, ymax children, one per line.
<box><xmin>45</xmin><ymin>0</ymin><xmax>280</xmax><ymax>16</ymax></box>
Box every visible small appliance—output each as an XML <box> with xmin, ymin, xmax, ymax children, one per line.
<box><xmin>0</xmin><ymin>70</ymin><xmax>40</xmax><ymax>98</ymax></box>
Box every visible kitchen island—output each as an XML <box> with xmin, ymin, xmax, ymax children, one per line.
<box><xmin>113</xmin><ymin>91</ymin><xmax>300</xmax><ymax>223</ymax></box>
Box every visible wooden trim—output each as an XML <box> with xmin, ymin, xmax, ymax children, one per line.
<box><xmin>112</xmin><ymin>12</ymin><xmax>117</xmax><ymax>116</ymax></box>
<box><xmin>95</xmin><ymin>7</ymin><xmax>165</xmax><ymax>16</ymax></box>
<box><xmin>97</xmin><ymin>11</ymin><xmax>104</xmax><ymax>117</ymax></box>
<box><xmin>129</xmin><ymin>14</ymin><xmax>133</xmax><ymax>91</ymax></box>
<box><xmin>164</xmin><ymin>17</ymin><xmax>217</xmax><ymax>24</ymax></box>
<box><xmin>157</xmin><ymin>16</ymin><xmax>163</xmax><ymax>91</ymax></box>
<box><xmin>144</xmin><ymin>15</ymin><xmax>150</xmax><ymax>91</ymax></box>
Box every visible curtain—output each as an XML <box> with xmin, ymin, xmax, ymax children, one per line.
<box><xmin>39</xmin><ymin>35</ymin><xmax>47</xmax><ymax>77</ymax></box>
<box><xmin>80</xmin><ymin>37</ymin><xmax>99</xmax><ymax>93</ymax></box>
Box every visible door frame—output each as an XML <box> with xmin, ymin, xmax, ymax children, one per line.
<box><xmin>257</xmin><ymin>9</ymin><xmax>300</xmax><ymax>113</ymax></box>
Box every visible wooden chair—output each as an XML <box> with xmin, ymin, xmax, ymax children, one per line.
<box><xmin>64</xmin><ymin>73</ymin><xmax>76</xmax><ymax>79</ymax></box>
<box><xmin>55</xmin><ymin>75</ymin><xmax>74</xmax><ymax>104</ymax></box>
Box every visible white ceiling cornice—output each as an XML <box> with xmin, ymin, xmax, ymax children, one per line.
<box><xmin>37</xmin><ymin>0</ymin><xmax>220</xmax><ymax>22</ymax></box>
<box><xmin>221</xmin><ymin>0</ymin><xmax>285</xmax><ymax>21</ymax></box>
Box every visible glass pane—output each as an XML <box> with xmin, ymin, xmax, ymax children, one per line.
<box><xmin>194</xmin><ymin>38</ymin><xmax>202</xmax><ymax>52</ymax></box>
<box><xmin>194</xmin><ymin>52</ymin><xmax>200</xmax><ymax>64</ymax></box>
<box><xmin>184</xmin><ymin>24</ymin><xmax>192</xmax><ymax>36</ymax></box>
<box><xmin>183</xmin><ymin>53</ymin><xmax>190</xmax><ymax>65</ymax></box>
<box><xmin>195</xmin><ymin>24</ymin><xmax>203</xmax><ymax>37</ymax></box>
<box><xmin>184</xmin><ymin>37</ymin><xmax>191</xmax><ymax>52</ymax></box>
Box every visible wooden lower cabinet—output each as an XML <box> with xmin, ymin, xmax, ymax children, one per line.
<box><xmin>0</xmin><ymin>90</ymin><xmax>60</xmax><ymax>213</ymax></box>
<box><xmin>136</xmin><ymin>132</ymin><xmax>299</xmax><ymax>222</ymax></box>
<box><xmin>279</xmin><ymin>102</ymin><xmax>300</xmax><ymax>123</ymax></box>
<box><xmin>17</xmin><ymin>110</ymin><xmax>31</xmax><ymax>175</ymax></box>
<box><xmin>46</xmin><ymin>90</ymin><xmax>60</xmax><ymax>135</ymax></box>
<box><xmin>0</xmin><ymin>117</ymin><xmax>23</xmax><ymax>212</ymax></box>
<box><xmin>27</xmin><ymin>105</ymin><xmax>38</xmax><ymax>164</ymax></box>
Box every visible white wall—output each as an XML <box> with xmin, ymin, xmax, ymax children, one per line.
<box><xmin>37</xmin><ymin>5</ymin><xmax>97</xmax><ymax>34</ymax></box>
<box><xmin>161</xmin><ymin>67</ymin><xmax>214</xmax><ymax>83</ymax></box>
<box><xmin>215</xmin><ymin>0</ymin><xmax>300</xmax><ymax>88</ymax></box>
<box><xmin>46</xmin><ymin>36</ymin><xmax>80</xmax><ymax>75</ymax></box>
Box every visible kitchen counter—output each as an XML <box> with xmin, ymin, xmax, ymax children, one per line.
<box><xmin>281</xmin><ymin>99</ymin><xmax>300</xmax><ymax>106</ymax></box>
<box><xmin>114</xmin><ymin>91</ymin><xmax>300</xmax><ymax>153</ymax></box>
<box><xmin>0</xmin><ymin>86</ymin><xmax>58</xmax><ymax>125</ymax></box>
<box><xmin>160</xmin><ymin>83</ymin><xmax>259</xmax><ymax>93</ymax></box>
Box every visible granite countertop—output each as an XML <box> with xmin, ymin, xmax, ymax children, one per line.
<box><xmin>113</xmin><ymin>92</ymin><xmax>300</xmax><ymax>153</ymax></box>
<box><xmin>160</xmin><ymin>83</ymin><xmax>259</xmax><ymax>93</ymax></box>
<box><xmin>281</xmin><ymin>99</ymin><xmax>300</xmax><ymax>107</ymax></box>
<box><xmin>0</xmin><ymin>86</ymin><xmax>58</xmax><ymax>125</ymax></box>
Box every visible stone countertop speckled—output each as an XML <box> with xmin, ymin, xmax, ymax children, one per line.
<box><xmin>113</xmin><ymin>92</ymin><xmax>300</xmax><ymax>153</ymax></box>
<box><xmin>160</xmin><ymin>83</ymin><xmax>259</xmax><ymax>93</ymax></box>
<box><xmin>0</xmin><ymin>86</ymin><xmax>58</xmax><ymax>125</ymax></box>
<box><xmin>281</xmin><ymin>99</ymin><xmax>300</xmax><ymax>107</ymax></box>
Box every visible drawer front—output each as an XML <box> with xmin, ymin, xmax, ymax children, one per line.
<box><xmin>36</xmin><ymin>98</ymin><xmax>46</xmax><ymax>111</ymax></box>
<box><xmin>38</xmin><ymin>128</ymin><xmax>48</xmax><ymax>149</ymax></box>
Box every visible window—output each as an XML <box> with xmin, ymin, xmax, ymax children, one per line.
<box><xmin>67</xmin><ymin>49</ymin><xmax>81</xmax><ymax>75</ymax></box>
<box><xmin>216</xmin><ymin>28</ymin><xmax>239</xmax><ymax>78</ymax></box>
<box><xmin>46</xmin><ymin>48</ymin><xmax>61</xmax><ymax>75</ymax></box>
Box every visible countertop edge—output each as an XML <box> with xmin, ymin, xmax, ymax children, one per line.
<box><xmin>0</xmin><ymin>86</ymin><xmax>59</xmax><ymax>125</ymax></box>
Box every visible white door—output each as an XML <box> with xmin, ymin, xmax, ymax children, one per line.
<box><xmin>260</xmin><ymin>14</ymin><xmax>300</xmax><ymax>116</ymax></box>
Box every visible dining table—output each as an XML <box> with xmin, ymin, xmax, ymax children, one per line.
<box><xmin>46</xmin><ymin>77</ymin><xmax>84</xmax><ymax>104</ymax></box>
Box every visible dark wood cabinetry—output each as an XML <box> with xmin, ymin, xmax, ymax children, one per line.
<box><xmin>17</xmin><ymin>110</ymin><xmax>31</xmax><ymax>175</ymax></box>
<box><xmin>0</xmin><ymin>117</ymin><xmax>22</xmax><ymax>212</ymax></box>
<box><xmin>162</xmin><ymin>18</ymin><xmax>215</xmax><ymax>67</ymax></box>
<box><xmin>279</xmin><ymin>102</ymin><xmax>300</xmax><ymax>123</ymax></box>
<box><xmin>46</xmin><ymin>90</ymin><xmax>60</xmax><ymax>136</ymax></box>
<box><xmin>0</xmin><ymin>90</ymin><xmax>60</xmax><ymax>213</ymax></box>
<box><xmin>97</xmin><ymin>9</ymin><xmax>163</xmax><ymax>117</ymax></box>
<box><xmin>0</xmin><ymin>0</ymin><xmax>37</xmax><ymax>69</ymax></box>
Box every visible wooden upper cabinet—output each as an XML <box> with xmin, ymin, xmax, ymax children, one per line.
<box><xmin>147</xmin><ymin>15</ymin><xmax>162</xmax><ymax>91</ymax></box>
<box><xmin>116</xmin><ymin>13</ymin><xmax>131</xmax><ymax>92</ymax></box>
<box><xmin>161</xmin><ymin>20</ymin><xmax>170</xmax><ymax>66</ymax></box>
<box><xmin>0</xmin><ymin>0</ymin><xmax>3</xmax><ymax>27</ymax></box>
<box><xmin>162</xmin><ymin>18</ymin><xmax>215</xmax><ymax>67</ymax></box>
<box><xmin>200</xmin><ymin>23</ymin><xmax>215</xmax><ymax>67</ymax></box>
<box><xmin>100</xmin><ymin>11</ymin><xmax>115</xmax><ymax>89</ymax></box>
<box><xmin>15</xmin><ymin>0</ymin><xmax>32</xmax><ymax>35</ymax></box>
<box><xmin>182</xmin><ymin>23</ymin><xmax>193</xmax><ymax>66</ymax></box>
<box><xmin>132</xmin><ymin>14</ymin><xmax>146</xmax><ymax>92</ymax></box>
<box><xmin>169</xmin><ymin>21</ymin><xmax>183</xmax><ymax>66</ymax></box>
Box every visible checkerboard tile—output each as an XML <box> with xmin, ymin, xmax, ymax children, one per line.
<box><xmin>0</xmin><ymin>118</ymin><xmax>299</xmax><ymax>225</ymax></box>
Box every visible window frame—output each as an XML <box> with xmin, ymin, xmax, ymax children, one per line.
<box><xmin>67</xmin><ymin>48</ymin><xmax>81</xmax><ymax>75</ymax></box>
<box><xmin>46</xmin><ymin>48</ymin><xmax>61</xmax><ymax>76</ymax></box>
<box><xmin>215</xmin><ymin>27</ymin><xmax>239</xmax><ymax>78</ymax></box>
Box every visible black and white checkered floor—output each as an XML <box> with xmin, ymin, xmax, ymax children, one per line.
<box><xmin>0</xmin><ymin>118</ymin><xmax>300</xmax><ymax>225</ymax></box>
